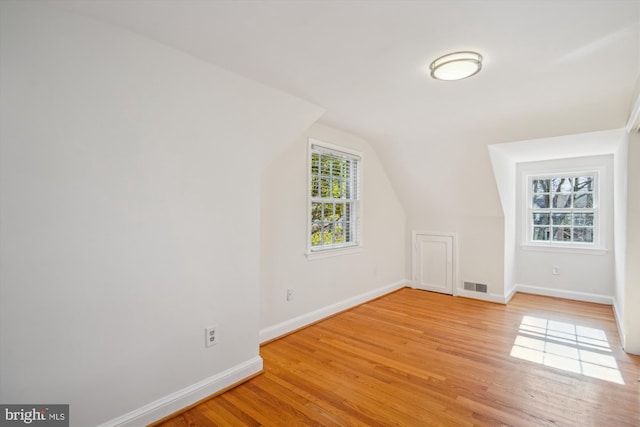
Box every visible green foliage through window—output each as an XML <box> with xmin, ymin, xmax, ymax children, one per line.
<box><xmin>309</xmin><ymin>146</ymin><xmax>360</xmax><ymax>250</ymax></box>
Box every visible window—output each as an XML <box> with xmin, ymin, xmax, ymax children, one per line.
<box><xmin>526</xmin><ymin>173</ymin><xmax>598</xmax><ymax>247</ymax></box>
<box><xmin>308</xmin><ymin>139</ymin><xmax>361</xmax><ymax>254</ymax></box>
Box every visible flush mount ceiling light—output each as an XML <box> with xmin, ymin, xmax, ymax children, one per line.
<box><xmin>430</xmin><ymin>51</ymin><xmax>483</xmax><ymax>81</ymax></box>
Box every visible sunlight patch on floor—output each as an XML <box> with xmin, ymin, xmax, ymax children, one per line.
<box><xmin>510</xmin><ymin>315</ymin><xmax>624</xmax><ymax>384</ymax></box>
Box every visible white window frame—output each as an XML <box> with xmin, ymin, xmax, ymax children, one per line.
<box><xmin>523</xmin><ymin>168</ymin><xmax>605</xmax><ymax>253</ymax></box>
<box><xmin>306</xmin><ymin>138</ymin><xmax>363</xmax><ymax>260</ymax></box>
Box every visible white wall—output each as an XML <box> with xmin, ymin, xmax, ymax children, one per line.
<box><xmin>515</xmin><ymin>156</ymin><xmax>615</xmax><ymax>301</ymax></box>
<box><xmin>260</xmin><ymin>123</ymin><xmax>406</xmax><ymax>341</ymax></box>
<box><xmin>406</xmin><ymin>213</ymin><xmax>505</xmax><ymax>302</ymax></box>
<box><xmin>612</xmin><ymin>137</ymin><xmax>627</xmax><ymax>340</ymax></box>
<box><xmin>489</xmin><ymin>146</ymin><xmax>518</xmax><ymax>299</ymax></box>
<box><xmin>623</xmin><ymin>132</ymin><xmax>640</xmax><ymax>354</ymax></box>
<box><xmin>394</xmin><ymin>138</ymin><xmax>506</xmax><ymax>302</ymax></box>
<box><xmin>0</xmin><ymin>2</ymin><xmax>323</xmax><ymax>426</ymax></box>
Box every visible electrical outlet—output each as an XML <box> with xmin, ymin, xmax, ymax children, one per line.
<box><xmin>287</xmin><ymin>288</ymin><xmax>293</xmax><ymax>302</ymax></box>
<box><xmin>205</xmin><ymin>324</ymin><xmax>218</xmax><ymax>347</ymax></box>
<box><xmin>552</xmin><ymin>266</ymin><xmax>560</xmax><ymax>275</ymax></box>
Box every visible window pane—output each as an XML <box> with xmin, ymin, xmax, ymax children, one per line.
<box><xmin>552</xmin><ymin>194</ymin><xmax>572</xmax><ymax>208</ymax></box>
<box><xmin>333</xmin><ymin>223</ymin><xmax>344</xmax><ymax>243</ymax></box>
<box><xmin>533</xmin><ymin>227</ymin><xmax>550</xmax><ymax>241</ymax></box>
<box><xmin>533</xmin><ymin>213</ymin><xmax>550</xmax><ymax>225</ymax></box>
<box><xmin>311</xmin><ymin>202</ymin><xmax>322</xmax><ymax>222</ymax></box>
<box><xmin>310</xmin><ymin>176</ymin><xmax>319</xmax><ymax>197</ymax></box>
<box><xmin>532</xmin><ymin>195</ymin><xmax>549</xmax><ymax>208</ymax></box>
<box><xmin>574</xmin><ymin>176</ymin><xmax>593</xmax><ymax>193</ymax></box>
<box><xmin>332</xmin><ymin>178</ymin><xmax>343</xmax><ymax>198</ymax></box>
<box><xmin>320</xmin><ymin>178</ymin><xmax>330</xmax><ymax>198</ymax></box>
<box><xmin>551</xmin><ymin>213</ymin><xmax>571</xmax><ymax>225</ymax></box>
<box><xmin>573</xmin><ymin>193</ymin><xmax>593</xmax><ymax>208</ymax></box>
<box><xmin>552</xmin><ymin>227</ymin><xmax>572</xmax><ymax>242</ymax></box>
<box><xmin>311</xmin><ymin>222</ymin><xmax>321</xmax><ymax>235</ymax></box>
<box><xmin>321</xmin><ymin>221</ymin><xmax>331</xmax><ymax>244</ymax></box>
<box><xmin>573</xmin><ymin>213</ymin><xmax>594</xmax><ymax>226</ymax></box>
<box><xmin>311</xmin><ymin>153</ymin><xmax>319</xmax><ymax>174</ymax></box>
<box><xmin>334</xmin><ymin>202</ymin><xmax>344</xmax><ymax>219</ymax></box>
<box><xmin>310</xmin><ymin>202</ymin><xmax>323</xmax><ymax>247</ymax></box>
<box><xmin>331</xmin><ymin>158</ymin><xmax>342</xmax><ymax>177</ymax></box>
<box><xmin>573</xmin><ymin>228</ymin><xmax>593</xmax><ymax>243</ymax></box>
<box><xmin>552</xmin><ymin>177</ymin><xmax>572</xmax><ymax>193</ymax></box>
<box><xmin>532</xmin><ymin>179</ymin><xmax>550</xmax><ymax>194</ymax></box>
<box><xmin>320</xmin><ymin>155</ymin><xmax>331</xmax><ymax>175</ymax></box>
<box><xmin>322</xmin><ymin>203</ymin><xmax>334</xmax><ymax>221</ymax></box>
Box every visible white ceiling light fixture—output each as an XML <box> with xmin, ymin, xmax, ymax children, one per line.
<box><xmin>430</xmin><ymin>51</ymin><xmax>483</xmax><ymax>81</ymax></box>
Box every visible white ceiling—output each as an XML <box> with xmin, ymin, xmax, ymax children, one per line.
<box><xmin>51</xmin><ymin>0</ymin><xmax>640</xmax><ymax>217</ymax></box>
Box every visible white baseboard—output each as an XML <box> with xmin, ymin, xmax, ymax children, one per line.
<box><xmin>504</xmin><ymin>285</ymin><xmax>518</xmax><ymax>304</ymax></box>
<box><xmin>514</xmin><ymin>284</ymin><xmax>614</xmax><ymax>305</ymax></box>
<box><xmin>456</xmin><ymin>289</ymin><xmax>511</xmax><ymax>304</ymax></box>
<box><xmin>612</xmin><ymin>297</ymin><xmax>626</xmax><ymax>350</ymax></box>
<box><xmin>97</xmin><ymin>356</ymin><xmax>263</xmax><ymax>427</ymax></box>
<box><xmin>260</xmin><ymin>280</ymin><xmax>408</xmax><ymax>343</ymax></box>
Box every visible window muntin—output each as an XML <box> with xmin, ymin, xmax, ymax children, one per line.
<box><xmin>528</xmin><ymin>174</ymin><xmax>597</xmax><ymax>246</ymax></box>
<box><xmin>309</xmin><ymin>141</ymin><xmax>361</xmax><ymax>252</ymax></box>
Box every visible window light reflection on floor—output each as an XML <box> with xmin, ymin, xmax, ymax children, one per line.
<box><xmin>510</xmin><ymin>315</ymin><xmax>624</xmax><ymax>384</ymax></box>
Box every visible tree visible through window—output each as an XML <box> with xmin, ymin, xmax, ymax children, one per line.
<box><xmin>529</xmin><ymin>174</ymin><xmax>596</xmax><ymax>244</ymax></box>
<box><xmin>309</xmin><ymin>141</ymin><xmax>360</xmax><ymax>251</ymax></box>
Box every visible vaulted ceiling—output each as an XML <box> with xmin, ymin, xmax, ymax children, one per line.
<box><xmin>52</xmin><ymin>0</ymin><xmax>639</xmax><ymax>218</ymax></box>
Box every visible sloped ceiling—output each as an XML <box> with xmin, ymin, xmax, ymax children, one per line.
<box><xmin>51</xmin><ymin>0</ymin><xmax>640</xmax><ymax>218</ymax></box>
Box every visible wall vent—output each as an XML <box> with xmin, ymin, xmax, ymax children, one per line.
<box><xmin>464</xmin><ymin>281</ymin><xmax>488</xmax><ymax>293</ymax></box>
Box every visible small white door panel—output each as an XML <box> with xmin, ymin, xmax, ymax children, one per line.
<box><xmin>413</xmin><ymin>233</ymin><xmax>454</xmax><ymax>295</ymax></box>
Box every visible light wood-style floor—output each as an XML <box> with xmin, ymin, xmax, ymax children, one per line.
<box><xmin>157</xmin><ymin>289</ymin><xmax>640</xmax><ymax>426</ymax></box>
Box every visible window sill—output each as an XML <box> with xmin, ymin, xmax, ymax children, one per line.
<box><xmin>306</xmin><ymin>245</ymin><xmax>364</xmax><ymax>260</ymax></box>
<box><xmin>520</xmin><ymin>244</ymin><xmax>608</xmax><ymax>256</ymax></box>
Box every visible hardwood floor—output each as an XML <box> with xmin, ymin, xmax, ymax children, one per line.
<box><xmin>156</xmin><ymin>289</ymin><xmax>640</xmax><ymax>426</ymax></box>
